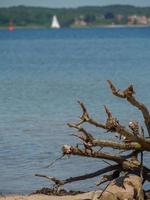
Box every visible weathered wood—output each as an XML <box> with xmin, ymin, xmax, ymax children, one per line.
<box><xmin>92</xmin><ymin>175</ymin><xmax>144</xmax><ymax>200</ymax></box>
<box><xmin>36</xmin><ymin>81</ymin><xmax>150</xmax><ymax>197</ymax></box>
<box><xmin>62</xmin><ymin>145</ymin><xmax>125</xmax><ymax>163</ymax></box>
<box><xmin>34</xmin><ymin>164</ymin><xmax>120</xmax><ymax>186</ymax></box>
<box><xmin>107</xmin><ymin>80</ymin><xmax>150</xmax><ymax>137</ymax></box>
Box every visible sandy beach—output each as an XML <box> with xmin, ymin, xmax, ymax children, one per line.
<box><xmin>0</xmin><ymin>175</ymin><xmax>148</xmax><ymax>200</ymax></box>
<box><xmin>0</xmin><ymin>192</ymin><xmax>94</xmax><ymax>200</ymax></box>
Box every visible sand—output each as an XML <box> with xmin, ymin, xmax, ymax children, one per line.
<box><xmin>0</xmin><ymin>192</ymin><xmax>95</xmax><ymax>200</ymax></box>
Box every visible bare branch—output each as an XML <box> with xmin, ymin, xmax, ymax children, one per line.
<box><xmin>78</xmin><ymin>101</ymin><xmax>90</xmax><ymax>122</ymax></box>
<box><xmin>77</xmin><ymin>101</ymin><xmax>134</xmax><ymax>139</ymax></box>
<box><xmin>96</xmin><ymin>170</ymin><xmax>120</xmax><ymax>186</ymax></box>
<box><xmin>68</xmin><ymin>123</ymin><xmax>94</xmax><ymax>143</ymax></box>
<box><xmin>63</xmin><ymin>165</ymin><xmax>120</xmax><ymax>185</ymax></box>
<box><xmin>92</xmin><ymin>139</ymin><xmax>142</xmax><ymax>150</ymax></box>
<box><xmin>35</xmin><ymin>81</ymin><xmax>150</xmax><ymax>194</ymax></box>
<box><xmin>34</xmin><ymin>174</ymin><xmax>64</xmax><ymax>186</ymax></box>
<box><xmin>68</xmin><ymin>120</ymin><xmax>150</xmax><ymax>151</ymax></box>
<box><xmin>71</xmin><ymin>127</ymin><xmax>149</xmax><ymax>151</ymax></box>
<box><xmin>98</xmin><ymin>181</ymin><xmax>112</xmax><ymax>199</ymax></box>
<box><xmin>35</xmin><ymin>164</ymin><xmax>120</xmax><ymax>187</ymax></box>
<box><xmin>107</xmin><ymin>80</ymin><xmax>150</xmax><ymax>137</ymax></box>
<box><xmin>77</xmin><ymin>101</ymin><xmax>106</xmax><ymax>129</ymax></box>
<box><xmin>62</xmin><ymin>145</ymin><xmax>125</xmax><ymax>163</ymax></box>
<box><xmin>44</xmin><ymin>155</ymin><xmax>65</xmax><ymax>168</ymax></box>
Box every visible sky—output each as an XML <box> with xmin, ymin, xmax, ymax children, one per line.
<box><xmin>0</xmin><ymin>0</ymin><xmax>150</xmax><ymax>8</ymax></box>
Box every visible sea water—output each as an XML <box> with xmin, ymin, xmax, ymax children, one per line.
<box><xmin>0</xmin><ymin>27</ymin><xmax>150</xmax><ymax>194</ymax></box>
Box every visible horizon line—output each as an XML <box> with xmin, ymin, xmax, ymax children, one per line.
<box><xmin>0</xmin><ymin>4</ymin><xmax>150</xmax><ymax>9</ymax></box>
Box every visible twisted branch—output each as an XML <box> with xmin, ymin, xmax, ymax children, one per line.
<box><xmin>35</xmin><ymin>81</ymin><xmax>150</xmax><ymax>194</ymax></box>
<box><xmin>35</xmin><ymin>164</ymin><xmax>120</xmax><ymax>187</ymax></box>
<box><xmin>74</xmin><ymin>102</ymin><xmax>150</xmax><ymax>151</ymax></box>
<box><xmin>107</xmin><ymin>80</ymin><xmax>150</xmax><ymax>137</ymax></box>
<box><xmin>62</xmin><ymin>145</ymin><xmax>126</xmax><ymax>163</ymax></box>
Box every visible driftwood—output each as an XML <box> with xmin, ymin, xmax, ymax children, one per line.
<box><xmin>35</xmin><ymin>81</ymin><xmax>150</xmax><ymax>199</ymax></box>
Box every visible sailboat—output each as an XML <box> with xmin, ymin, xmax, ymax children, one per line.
<box><xmin>51</xmin><ymin>15</ymin><xmax>60</xmax><ymax>29</ymax></box>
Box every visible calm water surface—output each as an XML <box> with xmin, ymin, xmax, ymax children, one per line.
<box><xmin>0</xmin><ymin>27</ymin><xmax>150</xmax><ymax>194</ymax></box>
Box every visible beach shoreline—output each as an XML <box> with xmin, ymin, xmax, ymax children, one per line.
<box><xmin>0</xmin><ymin>24</ymin><xmax>150</xmax><ymax>30</ymax></box>
<box><xmin>0</xmin><ymin>192</ymin><xmax>94</xmax><ymax>200</ymax></box>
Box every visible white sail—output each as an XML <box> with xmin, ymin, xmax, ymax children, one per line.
<box><xmin>51</xmin><ymin>15</ymin><xmax>60</xmax><ymax>28</ymax></box>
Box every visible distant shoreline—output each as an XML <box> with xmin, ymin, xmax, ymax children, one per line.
<box><xmin>0</xmin><ymin>24</ymin><xmax>150</xmax><ymax>30</ymax></box>
<box><xmin>1</xmin><ymin>5</ymin><xmax>150</xmax><ymax>29</ymax></box>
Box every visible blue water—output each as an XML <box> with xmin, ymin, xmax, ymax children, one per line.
<box><xmin>0</xmin><ymin>27</ymin><xmax>150</xmax><ymax>194</ymax></box>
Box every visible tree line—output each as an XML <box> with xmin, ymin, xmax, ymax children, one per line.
<box><xmin>0</xmin><ymin>5</ymin><xmax>150</xmax><ymax>28</ymax></box>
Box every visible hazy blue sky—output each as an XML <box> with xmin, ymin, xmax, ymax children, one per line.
<box><xmin>0</xmin><ymin>0</ymin><xmax>150</xmax><ymax>8</ymax></box>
